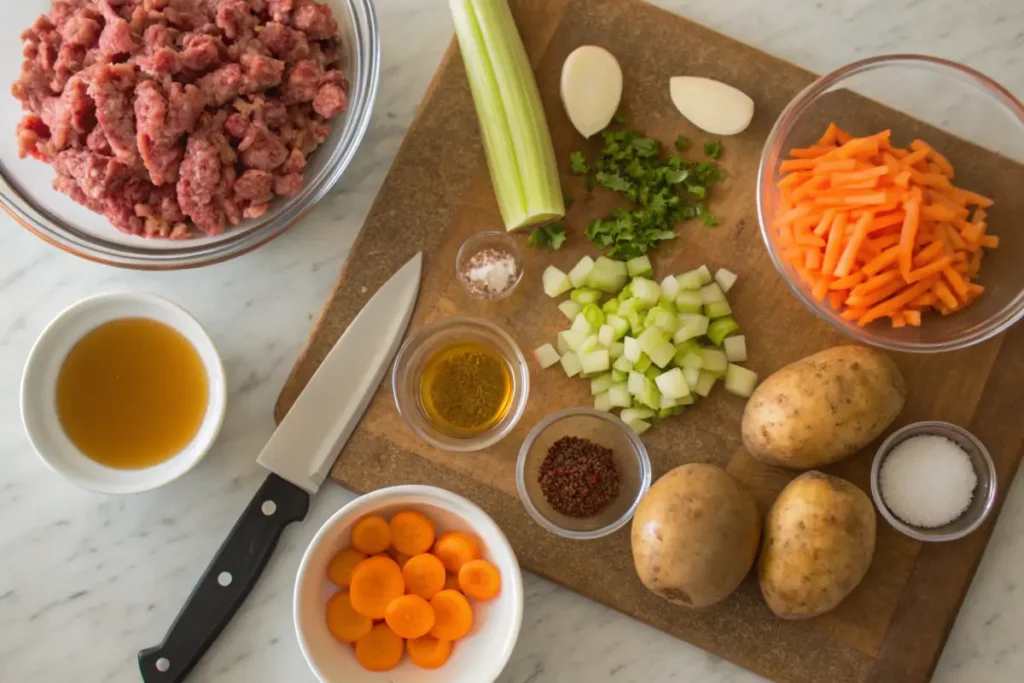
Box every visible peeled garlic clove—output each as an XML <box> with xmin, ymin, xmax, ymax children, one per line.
<box><xmin>669</xmin><ymin>76</ymin><xmax>754</xmax><ymax>136</ymax></box>
<box><xmin>561</xmin><ymin>45</ymin><xmax>623</xmax><ymax>139</ymax></box>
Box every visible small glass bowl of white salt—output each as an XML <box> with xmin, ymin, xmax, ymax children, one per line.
<box><xmin>870</xmin><ymin>422</ymin><xmax>997</xmax><ymax>543</ymax></box>
<box><xmin>456</xmin><ymin>232</ymin><xmax>524</xmax><ymax>301</ymax></box>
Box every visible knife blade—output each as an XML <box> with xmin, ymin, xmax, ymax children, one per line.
<box><xmin>138</xmin><ymin>253</ymin><xmax>423</xmax><ymax>683</ymax></box>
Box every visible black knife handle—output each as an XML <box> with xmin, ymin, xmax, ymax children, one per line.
<box><xmin>138</xmin><ymin>474</ymin><xmax>310</xmax><ymax>683</ymax></box>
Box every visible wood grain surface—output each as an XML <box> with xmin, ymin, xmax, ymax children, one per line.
<box><xmin>275</xmin><ymin>0</ymin><xmax>1024</xmax><ymax>681</ymax></box>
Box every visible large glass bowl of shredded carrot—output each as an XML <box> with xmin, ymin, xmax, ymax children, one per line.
<box><xmin>758</xmin><ymin>55</ymin><xmax>1024</xmax><ymax>351</ymax></box>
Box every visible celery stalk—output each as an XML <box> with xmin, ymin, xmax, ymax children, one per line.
<box><xmin>450</xmin><ymin>0</ymin><xmax>564</xmax><ymax>230</ymax></box>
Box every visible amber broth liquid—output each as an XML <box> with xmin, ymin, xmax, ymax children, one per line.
<box><xmin>418</xmin><ymin>341</ymin><xmax>513</xmax><ymax>437</ymax></box>
<box><xmin>56</xmin><ymin>318</ymin><xmax>209</xmax><ymax>470</ymax></box>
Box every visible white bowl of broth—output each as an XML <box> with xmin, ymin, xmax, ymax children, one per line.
<box><xmin>20</xmin><ymin>292</ymin><xmax>227</xmax><ymax>494</ymax></box>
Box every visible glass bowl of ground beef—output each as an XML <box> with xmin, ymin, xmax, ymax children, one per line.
<box><xmin>0</xmin><ymin>0</ymin><xmax>379</xmax><ymax>269</ymax></box>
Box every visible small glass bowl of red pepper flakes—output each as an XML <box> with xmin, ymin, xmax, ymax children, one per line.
<box><xmin>516</xmin><ymin>408</ymin><xmax>651</xmax><ymax>540</ymax></box>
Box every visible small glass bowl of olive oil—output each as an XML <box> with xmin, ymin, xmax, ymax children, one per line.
<box><xmin>20</xmin><ymin>292</ymin><xmax>227</xmax><ymax>494</ymax></box>
<box><xmin>392</xmin><ymin>317</ymin><xmax>529</xmax><ymax>452</ymax></box>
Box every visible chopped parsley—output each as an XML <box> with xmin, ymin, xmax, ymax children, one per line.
<box><xmin>704</xmin><ymin>140</ymin><xmax>722</xmax><ymax>159</ymax></box>
<box><xmin>528</xmin><ymin>220</ymin><xmax>567</xmax><ymax>250</ymax></box>
<box><xmin>674</xmin><ymin>135</ymin><xmax>691</xmax><ymax>151</ymax></box>
<box><xmin>612</xmin><ymin>111</ymin><xmax>626</xmax><ymax>125</ymax></box>
<box><xmin>572</xmin><ymin>128</ymin><xmax>725</xmax><ymax>258</ymax></box>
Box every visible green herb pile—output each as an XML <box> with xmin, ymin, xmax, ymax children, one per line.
<box><xmin>566</xmin><ymin>130</ymin><xmax>725</xmax><ymax>259</ymax></box>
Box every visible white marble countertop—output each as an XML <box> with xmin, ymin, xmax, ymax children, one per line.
<box><xmin>1</xmin><ymin>1</ymin><xmax>1022</xmax><ymax>681</ymax></box>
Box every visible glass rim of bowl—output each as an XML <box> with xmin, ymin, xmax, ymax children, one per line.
<box><xmin>391</xmin><ymin>316</ymin><xmax>530</xmax><ymax>453</ymax></box>
<box><xmin>516</xmin><ymin>407</ymin><xmax>652</xmax><ymax>540</ymax></box>
<box><xmin>0</xmin><ymin>0</ymin><xmax>381</xmax><ymax>270</ymax></box>
<box><xmin>756</xmin><ymin>54</ymin><xmax>1024</xmax><ymax>353</ymax></box>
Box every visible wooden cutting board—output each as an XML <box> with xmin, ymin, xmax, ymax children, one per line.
<box><xmin>276</xmin><ymin>0</ymin><xmax>1024</xmax><ymax>681</ymax></box>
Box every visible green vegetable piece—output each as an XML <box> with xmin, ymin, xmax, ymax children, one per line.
<box><xmin>582</xmin><ymin>303</ymin><xmax>605</xmax><ymax>327</ymax></box>
<box><xmin>704</xmin><ymin>300</ymin><xmax>733</xmax><ymax>319</ymax></box>
<box><xmin>703</xmin><ymin>140</ymin><xmax>722</xmax><ymax>159</ymax></box>
<box><xmin>602</xmin><ymin>298</ymin><xmax>620</xmax><ymax>314</ymax></box>
<box><xmin>570</xmin><ymin>287</ymin><xmax>602</xmax><ymax>305</ymax></box>
<box><xmin>674</xmin><ymin>135</ymin><xmax>690</xmax><ymax>151</ymax></box>
<box><xmin>569</xmin><ymin>151</ymin><xmax>589</xmax><ymax>175</ymax></box>
<box><xmin>707</xmin><ymin>316</ymin><xmax>740</xmax><ymax>346</ymax></box>
<box><xmin>626</xmin><ymin>255</ymin><xmax>654</xmax><ymax>278</ymax></box>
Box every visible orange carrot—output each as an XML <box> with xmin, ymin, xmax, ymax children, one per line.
<box><xmin>862</xmin><ymin>246</ymin><xmax>901</xmax><ymax>276</ymax></box>
<box><xmin>830</xmin><ymin>272</ymin><xmax>866</xmax><ymax>290</ymax></box>
<box><xmin>403</xmin><ymin>553</ymin><xmax>448</xmax><ymax>600</ymax></box>
<box><xmin>444</xmin><ymin>572</ymin><xmax>462</xmax><ymax>592</ymax></box>
<box><xmin>897</xmin><ymin>198</ymin><xmax>921</xmax><ymax>276</ymax></box>
<box><xmin>429</xmin><ymin>590</ymin><xmax>473</xmax><ymax>641</ymax></box>
<box><xmin>407</xmin><ymin>635</ymin><xmax>453</xmax><ymax>670</ymax></box>
<box><xmin>351</xmin><ymin>515</ymin><xmax>392</xmax><ymax>555</ymax></box>
<box><xmin>834</xmin><ymin>213</ymin><xmax>872</xmax><ymax>277</ymax></box>
<box><xmin>851</xmin><ymin>270</ymin><xmax>902</xmax><ymax>298</ymax></box>
<box><xmin>327</xmin><ymin>548</ymin><xmax>368</xmax><ymax>588</ymax></box>
<box><xmin>912</xmin><ymin>239</ymin><xmax>945</xmax><ymax>267</ymax></box>
<box><xmin>433</xmin><ymin>532</ymin><xmax>480</xmax><ymax>573</ymax></box>
<box><xmin>979</xmin><ymin>235</ymin><xmax>999</xmax><ymax>248</ymax></box>
<box><xmin>822</xmin><ymin>212</ymin><xmax>847</xmax><ymax>276</ymax></box>
<box><xmin>355</xmin><ymin>623</ymin><xmax>404</xmax><ymax>672</ymax></box>
<box><xmin>458</xmin><ymin>559</ymin><xmax>502</xmax><ymax>601</ymax></box>
<box><xmin>385</xmin><ymin>594</ymin><xmax>436</xmax><ymax>639</ymax></box>
<box><xmin>858</xmin><ymin>276</ymin><xmax>939</xmax><ymax>325</ymax></box>
<box><xmin>942</xmin><ymin>266</ymin><xmax>969</xmax><ymax>300</ymax></box>
<box><xmin>904</xmin><ymin>310</ymin><xmax>922</xmax><ymax>326</ymax></box>
<box><xmin>349</xmin><ymin>556</ymin><xmax>405</xmax><ymax>619</ymax></box>
<box><xmin>326</xmin><ymin>592</ymin><xmax>373</xmax><ymax>644</ymax></box>
<box><xmin>934</xmin><ymin>281</ymin><xmax>960</xmax><ymax>309</ymax></box>
<box><xmin>390</xmin><ymin>511</ymin><xmax>436</xmax><ymax>556</ymax></box>
<box><xmin>905</xmin><ymin>256</ymin><xmax>953</xmax><ymax>284</ymax></box>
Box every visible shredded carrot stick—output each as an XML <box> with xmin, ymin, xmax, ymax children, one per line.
<box><xmin>812</xmin><ymin>209</ymin><xmax>837</xmax><ymax>237</ymax></box>
<box><xmin>933</xmin><ymin>281</ymin><xmax>959</xmax><ymax>309</ymax></box>
<box><xmin>821</xmin><ymin>212</ymin><xmax>847</xmax><ymax>276</ymax></box>
<box><xmin>904</xmin><ymin>310</ymin><xmax>922</xmax><ymax>326</ymax></box>
<box><xmin>834</xmin><ymin>213</ymin><xmax>872</xmax><ymax>277</ymax></box>
<box><xmin>897</xmin><ymin>198</ymin><xmax>921</xmax><ymax>276</ymax></box>
<box><xmin>979</xmin><ymin>235</ymin><xmax>999</xmax><ymax>248</ymax></box>
<box><xmin>830</xmin><ymin>272</ymin><xmax>865</xmax><ymax>290</ymax></box>
<box><xmin>912</xmin><ymin>239</ymin><xmax>945</xmax><ymax>267</ymax></box>
<box><xmin>942</xmin><ymin>266</ymin><xmax>969</xmax><ymax>300</ymax></box>
<box><xmin>862</xmin><ymin>245</ymin><xmax>901</xmax><ymax>276</ymax></box>
<box><xmin>858</xmin><ymin>276</ymin><xmax>939</xmax><ymax>325</ymax></box>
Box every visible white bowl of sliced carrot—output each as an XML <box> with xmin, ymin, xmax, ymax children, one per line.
<box><xmin>294</xmin><ymin>485</ymin><xmax>523</xmax><ymax>682</ymax></box>
<box><xmin>758</xmin><ymin>55</ymin><xmax>1024</xmax><ymax>351</ymax></box>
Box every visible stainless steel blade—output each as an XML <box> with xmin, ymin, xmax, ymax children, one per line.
<box><xmin>257</xmin><ymin>253</ymin><xmax>423</xmax><ymax>493</ymax></box>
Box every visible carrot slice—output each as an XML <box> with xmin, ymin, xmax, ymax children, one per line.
<box><xmin>385</xmin><ymin>594</ymin><xmax>436</xmax><ymax>639</ymax></box>
<box><xmin>355</xmin><ymin>623</ymin><xmax>405</xmax><ymax>672</ymax></box>
<box><xmin>429</xmin><ymin>590</ymin><xmax>473</xmax><ymax>641</ymax></box>
<box><xmin>403</xmin><ymin>553</ymin><xmax>448</xmax><ymax>600</ymax></box>
<box><xmin>433</xmin><ymin>531</ymin><xmax>481</xmax><ymax>573</ymax></box>
<box><xmin>458</xmin><ymin>559</ymin><xmax>502</xmax><ymax>601</ymax></box>
<box><xmin>327</xmin><ymin>548</ymin><xmax>368</xmax><ymax>588</ymax></box>
<box><xmin>349</xmin><ymin>556</ymin><xmax>405</xmax><ymax>619</ymax></box>
<box><xmin>444</xmin><ymin>572</ymin><xmax>462</xmax><ymax>592</ymax></box>
<box><xmin>407</xmin><ymin>635</ymin><xmax>453</xmax><ymax>670</ymax></box>
<box><xmin>390</xmin><ymin>511</ymin><xmax>436</xmax><ymax>556</ymax></box>
<box><xmin>351</xmin><ymin>515</ymin><xmax>392</xmax><ymax>555</ymax></box>
<box><xmin>326</xmin><ymin>591</ymin><xmax>373</xmax><ymax>644</ymax></box>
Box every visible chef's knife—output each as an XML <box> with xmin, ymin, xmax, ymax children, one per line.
<box><xmin>138</xmin><ymin>253</ymin><xmax>423</xmax><ymax>683</ymax></box>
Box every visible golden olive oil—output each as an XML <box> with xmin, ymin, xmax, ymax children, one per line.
<box><xmin>56</xmin><ymin>318</ymin><xmax>209</xmax><ymax>469</ymax></box>
<box><xmin>419</xmin><ymin>341</ymin><xmax>512</xmax><ymax>437</ymax></box>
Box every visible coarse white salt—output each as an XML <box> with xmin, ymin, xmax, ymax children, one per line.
<box><xmin>879</xmin><ymin>434</ymin><xmax>977</xmax><ymax>528</ymax></box>
<box><xmin>463</xmin><ymin>248</ymin><xmax>519</xmax><ymax>297</ymax></box>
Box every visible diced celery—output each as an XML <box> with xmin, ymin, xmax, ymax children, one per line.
<box><xmin>632</xmin><ymin>277</ymin><xmax>661</xmax><ymax>305</ymax></box>
<box><xmin>627</xmin><ymin>371</ymin><xmax>647</xmax><ymax>396</ymax></box>
<box><xmin>450</xmin><ymin>0</ymin><xmax>564</xmax><ymax>229</ymax></box>
<box><xmin>618</xmin><ymin>297</ymin><xmax>638</xmax><ymax>316</ymax></box>
<box><xmin>568</xmin><ymin>256</ymin><xmax>595</xmax><ymax>288</ymax></box>
<box><xmin>623</xmin><ymin>336</ymin><xmax>641</xmax><ymax>363</ymax></box>
<box><xmin>590</xmin><ymin>373</ymin><xmax>614</xmax><ymax>395</ymax></box>
<box><xmin>557</xmin><ymin>300</ymin><xmax>581</xmax><ymax>320</ymax></box>
<box><xmin>724</xmin><ymin>335</ymin><xmax>747</xmax><ymax>362</ymax></box>
<box><xmin>626</xmin><ymin>418</ymin><xmax>651</xmax><ymax>435</ymax></box>
<box><xmin>637</xmin><ymin>327</ymin><xmax>667</xmax><ymax>357</ymax></box>
<box><xmin>621</xmin><ymin>407</ymin><xmax>655</xmax><ymax>423</ymax></box>
<box><xmin>559</xmin><ymin>329</ymin><xmax>587</xmax><ymax>353</ymax></box>
<box><xmin>707</xmin><ymin>316</ymin><xmax>739</xmax><ymax>345</ymax></box>
<box><xmin>653</xmin><ymin>310</ymin><xmax>681</xmax><ymax>334</ymax></box>
<box><xmin>677</xmin><ymin>265</ymin><xmax>712</xmax><ymax>290</ymax></box>
<box><xmin>699</xmin><ymin>348</ymin><xmax>728</xmax><ymax>374</ymax></box>
<box><xmin>612</xmin><ymin>355</ymin><xmax>634</xmax><ymax>373</ymax></box>
<box><xmin>598</xmin><ymin>324</ymin><xmax>615</xmax><ymax>347</ymax></box>
<box><xmin>533</xmin><ymin>343</ymin><xmax>560</xmax><ymax>368</ymax></box>
<box><xmin>609</xmin><ymin>342</ymin><xmax>625</xmax><ymax>359</ymax></box>
<box><xmin>590</xmin><ymin>257</ymin><xmax>629</xmax><ymax>293</ymax></box>
<box><xmin>655</xmin><ymin>367</ymin><xmax>690</xmax><ymax>399</ymax></box>
<box><xmin>659</xmin><ymin>394</ymin><xmax>678</xmax><ymax>410</ymax></box>
<box><xmin>677</xmin><ymin>393</ymin><xmax>695</xmax><ymax>406</ymax></box>
<box><xmin>582</xmin><ymin>303</ymin><xmax>605</xmax><ymax>327</ymax></box>
<box><xmin>579</xmin><ymin>334</ymin><xmax>601</xmax><ymax>355</ymax></box>
<box><xmin>700</xmin><ymin>283</ymin><xmax>726</xmax><ymax>304</ymax></box>
<box><xmin>620</xmin><ymin>282</ymin><xmax>634</xmax><ymax>299</ymax></box>
<box><xmin>560</xmin><ymin>351</ymin><xmax>582</xmax><ymax>377</ymax></box>
<box><xmin>704</xmin><ymin>300</ymin><xmax>733</xmax><ymax>319</ymax></box>
<box><xmin>725</xmin><ymin>364</ymin><xmax>758</xmax><ymax>397</ymax></box>
<box><xmin>633</xmin><ymin>353</ymin><xmax>652</xmax><ymax>372</ymax></box>
<box><xmin>658</xmin><ymin>406</ymin><xmax>685</xmax><ymax>419</ymax></box>
<box><xmin>715</xmin><ymin>268</ymin><xmax>738</xmax><ymax>292</ymax></box>
<box><xmin>673</xmin><ymin>313</ymin><xmax>710</xmax><ymax>343</ymax></box>
<box><xmin>581</xmin><ymin>349</ymin><xmax>610</xmax><ymax>374</ymax></box>
<box><xmin>626</xmin><ymin>255</ymin><xmax>654</xmax><ymax>278</ymax></box>
<box><xmin>611</xmin><ymin>369</ymin><xmax>627</xmax><ymax>382</ymax></box>
<box><xmin>674</xmin><ymin>290</ymin><xmax>703</xmax><ymax>313</ymax></box>
<box><xmin>649</xmin><ymin>341</ymin><xmax>675</xmax><ymax>368</ymax></box>
<box><xmin>543</xmin><ymin>266</ymin><xmax>572</xmax><ymax>297</ymax></box>
<box><xmin>607</xmin><ymin>314</ymin><xmax>630</xmax><ymax>340</ymax></box>
<box><xmin>602</xmin><ymin>298</ymin><xmax>620</xmax><ymax>314</ymax></box>
<box><xmin>680</xmin><ymin>351</ymin><xmax>704</xmax><ymax>370</ymax></box>
<box><xmin>593</xmin><ymin>391</ymin><xmax>613</xmax><ymax>412</ymax></box>
<box><xmin>627</xmin><ymin>310</ymin><xmax>643</xmax><ymax>336</ymax></box>
<box><xmin>682</xmin><ymin>367</ymin><xmax>701</xmax><ymax>388</ymax></box>
<box><xmin>637</xmin><ymin>378</ymin><xmax>661</xmax><ymax>409</ymax></box>
<box><xmin>644</xmin><ymin>366</ymin><xmax>660</xmax><ymax>381</ymax></box>
<box><xmin>571</xmin><ymin>287</ymin><xmax>602</xmax><ymax>305</ymax></box>
<box><xmin>660</xmin><ymin>275</ymin><xmax>680</xmax><ymax>302</ymax></box>
<box><xmin>607</xmin><ymin>383</ymin><xmax>632</xmax><ymax>408</ymax></box>
<box><xmin>571</xmin><ymin>313</ymin><xmax>593</xmax><ymax>336</ymax></box>
<box><xmin>695</xmin><ymin>370</ymin><xmax>718</xmax><ymax>397</ymax></box>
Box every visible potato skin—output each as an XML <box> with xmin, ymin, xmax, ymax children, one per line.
<box><xmin>741</xmin><ymin>345</ymin><xmax>905</xmax><ymax>469</ymax></box>
<box><xmin>759</xmin><ymin>471</ymin><xmax>876</xmax><ymax>619</ymax></box>
<box><xmin>631</xmin><ymin>464</ymin><xmax>760</xmax><ymax>609</ymax></box>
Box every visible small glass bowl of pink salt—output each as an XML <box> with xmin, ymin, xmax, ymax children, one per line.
<box><xmin>870</xmin><ymin>421</ymin><xmax>997</xmax><ymax>542</ymax></box>
<box><xmin>456</xmin><ymin>232</ymin><xmax>524</xmax><ymax>301</ymax></box>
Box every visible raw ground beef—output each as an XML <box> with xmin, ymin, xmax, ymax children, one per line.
<box><xmin>12</xmin><ymin>0</ymin><xmax>348</xmax><ymax>239</ymax></box>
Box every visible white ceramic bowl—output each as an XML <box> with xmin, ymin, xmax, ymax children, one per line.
<box><xmin>20</xmin><ymin>292</ymin><xmax>227</xmax><ymax>494</ymax></box>
<box><xmin>294</xmin><ymin>486</ymin><xmax>524</xmax><ymax>683</ymax></box>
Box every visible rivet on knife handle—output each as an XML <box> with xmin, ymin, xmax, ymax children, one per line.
<box><xmin>138</xmin><ymin>475</ymin><xmax>309</xmax><ymax>683</ymax></box>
